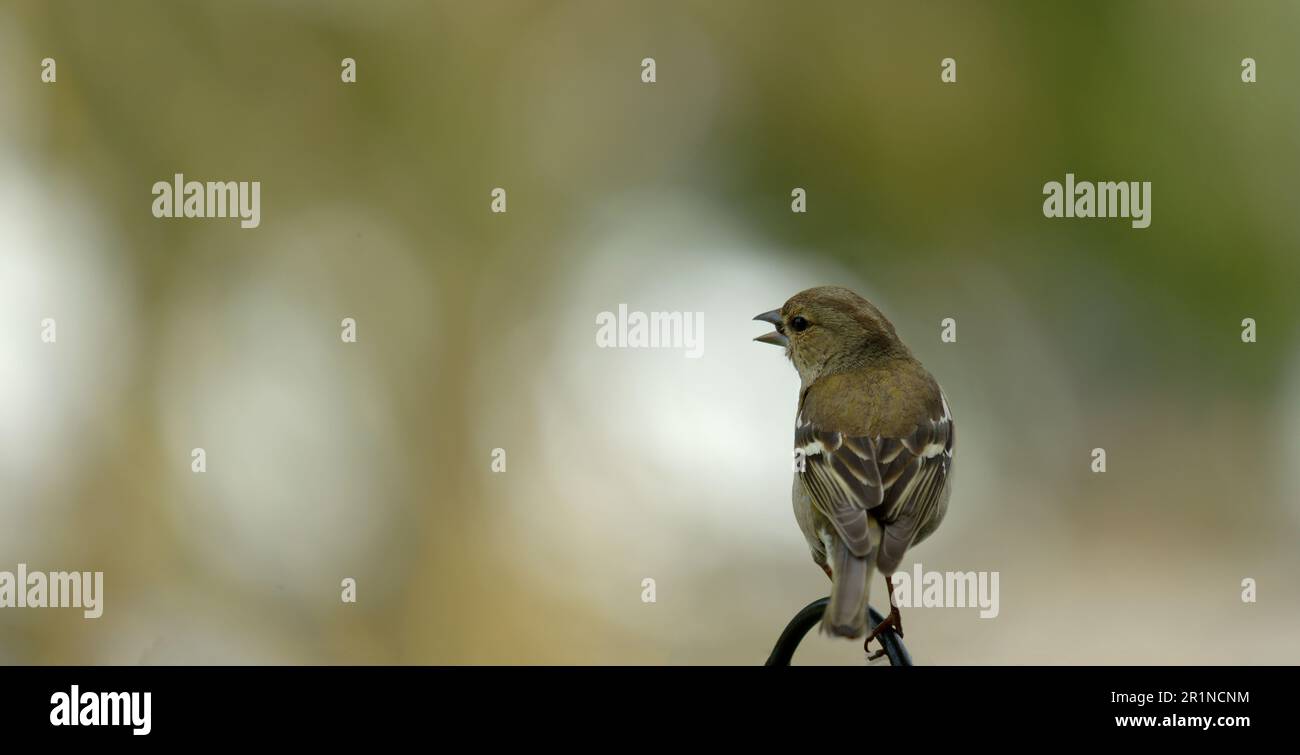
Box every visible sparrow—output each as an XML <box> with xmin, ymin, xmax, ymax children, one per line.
<box><xmin>754</xmin><ymin>286</ymin><xmax>953</xmax><ymax>658</ymax></box>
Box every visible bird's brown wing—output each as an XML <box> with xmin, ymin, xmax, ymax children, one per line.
<box><xmin>797</xmin><ymin>392</ymin><xmax>953</xmax><ymax>565</ymax></box>
<box><xmin>871</xmin><ymin>393</ymin><xmax>953</xmax><ymax>572</ymax></box>
<box><xmin>795</xmin><ymin>421</ymin><xmax>883</xmax><ymax>557</ymax></box>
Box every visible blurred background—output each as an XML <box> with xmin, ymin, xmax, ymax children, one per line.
<box><xmin>2</xmin><ymin>1</ymin><xmax>1298</xmax><ymax>664</ymax></box>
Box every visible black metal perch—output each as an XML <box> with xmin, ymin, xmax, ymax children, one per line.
<box><xmin>765</xmin><ymin>597</ymin><xmax>913</xmax><ymax>666</ymax></box>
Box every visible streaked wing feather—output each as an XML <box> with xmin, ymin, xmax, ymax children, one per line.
<box><xmin>875</xmin><ymin>396</ymin><xmax>954</xmax><ymax>571</ymax></box>
<box><xmin>796</xmin><ymin>421</ymin><xmax>881</xmax><ymax>557</ymax></box>
<box><xmin>797</xmin><ymin>392</ymin><xmax>954</xmax><ymax>566</ymax></box>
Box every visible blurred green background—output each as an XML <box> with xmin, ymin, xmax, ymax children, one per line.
<box><xmin>1</xmin><ymin>1</ymin><xmax>1297</xmax><ymax>664</ymax></box>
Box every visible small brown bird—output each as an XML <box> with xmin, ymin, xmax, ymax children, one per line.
<box><xmin>754</xmin><ymin>286</ymin><xmax>953</xmax><ymax>658</ymax></box>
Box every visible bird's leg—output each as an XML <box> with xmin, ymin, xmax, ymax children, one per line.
<box><xmin>864</xmin><ymin>576</ymin><xmax>903</xmax><ymax>660</ymax></box>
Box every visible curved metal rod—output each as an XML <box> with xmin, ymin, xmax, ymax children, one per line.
<box><xmin>764</xmin><ymin>597</ymin><xmax>913</xmax><ymax>666</ymax></box>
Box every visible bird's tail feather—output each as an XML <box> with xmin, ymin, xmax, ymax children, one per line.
<box><xmin>821</xmin><ymin>540</ymin><xmax>873</xmax><ymax>638</ymax></box>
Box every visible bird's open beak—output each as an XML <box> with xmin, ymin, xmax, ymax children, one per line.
<box><xmin>753</xmin><ymin>309</ymin><xmax>789</xmax><ymax>347</ymax></box>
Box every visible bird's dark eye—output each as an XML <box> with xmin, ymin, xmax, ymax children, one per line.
<box><xmin>790</xmin><ymin>316</ymin><xmax>809</xmax><ymax>332</ymax></box>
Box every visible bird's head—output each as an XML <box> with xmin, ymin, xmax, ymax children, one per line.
<box><xmin>753</xmin><ymin>286</ymin><xmax>908</xmax><ymax>384</ymax></box>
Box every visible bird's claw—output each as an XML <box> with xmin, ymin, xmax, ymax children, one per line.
<box><xmin>862</xmin><ymin>607</ymin><xmax>904</xmax><ymax>659</ymax></box>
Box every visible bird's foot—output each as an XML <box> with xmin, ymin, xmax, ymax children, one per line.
<box><xmin>863</xmin><ymin>606</ymin><xmax>903</xmax><ymax>660</ymax></box>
